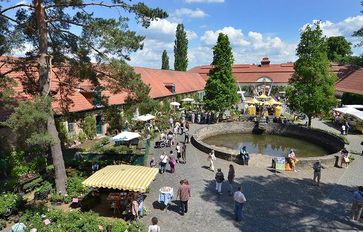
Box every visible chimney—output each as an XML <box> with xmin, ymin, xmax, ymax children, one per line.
<box><xmin>260</xmin><ymin>57</ymin><xmax>270</xmax><ymax>66</ymax></box>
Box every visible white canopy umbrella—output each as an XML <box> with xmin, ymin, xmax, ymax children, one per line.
<box><xmin>170</xmin><ymin>101</ymin><xmax>180</xmax><ymax>107</ymax></box>
<box><xmin>334</xmin><ymin>107</ymin><xmax>363</xmax><ymax>120</ymax></box>
<box><xmin>181</xmin><ymin>98</ymin><xmax>195</xmax><ymax>102</ymax></box>
<box><xmin>112</xmin><ymin>131</ymin><xmax>140</xmax><ymax>142</ymax></box>
<box><xmin>133</xmin><ymin>113</ymin><xmax>155</xmax><ymax>122</ymax></box>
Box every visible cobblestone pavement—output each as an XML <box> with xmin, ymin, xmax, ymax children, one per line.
<box><xmin>142</xmin><ymin>121</ymin><xmax>363</xmax><ymax>232</ymax></box>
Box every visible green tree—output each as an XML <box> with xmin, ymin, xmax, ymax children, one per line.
<box><xmin>161</xmin><ymin>50</ymin><xmax>170</xmax><ymax>70</ymax></box>
<box><xmin>0</xmin><ymin>0</ymin><xmax>167</xmax><ymax>194</ymax></box>
<box><xmin>326</xmin><ymin>36</ymin><xmax>352</xmax><ymax>62</ymax></box>
<box><xmin>204</xmin><ymin>33</ymin><xmax>238</xmax><ymax>112</ymax></box>
<box><xmin>4</xmin><ymin>97</ymin><xmax>53</xmax><ymax>152</ymax></box>
<box><xmin>287</xmin><ymin>23</ymin><xmax>337</xmax><ymax>127</ymax></box>
<box><xmin>174</xmin><ymin>24</ymin><xmax>188</xmax><ymax>71</ymax></box>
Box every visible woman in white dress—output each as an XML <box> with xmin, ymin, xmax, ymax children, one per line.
<box><xmin>208</xmin><ymin>150</ymin><xmax>217</xmax><ymax>172</ymax></box>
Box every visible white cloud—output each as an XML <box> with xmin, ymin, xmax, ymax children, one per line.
<box><xmin>302</xmin><ymin>16</ymin><xmax>363</xmax><ymax>38</ymax></box>
<box><xmin>201</xmin><ymin>27</ymin><xmax>250</xmax><ymax>46</ymax></box>
<box><xmin>173</xmin><ymin>8</ymin><xmax>208</xmax><ymax>18</ymax></box>
<box><xmin>185</xmin><ymin>0</ymin><xmax>224</xmax><ymax>3</ymax></box>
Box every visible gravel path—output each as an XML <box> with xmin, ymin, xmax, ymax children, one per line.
<box><xmin>141</xmin><ymin>121</ymin><xmax>363</xmax><ymax>232</ymax></box>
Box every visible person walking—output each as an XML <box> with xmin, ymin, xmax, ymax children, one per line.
<box><xmin>131</xmin><ymin>196</ymin><xmax>139</xmax><ymax>225</ymax></box>
<box><xmin>159</xmin><ymin>152</ymin><xmax>168</xmax><ymax>174</ymax></box>
<box><xmin>312</xmin><ymin>160</ymin><xmax>324</xmax><ymax>186</ymax></box>
<box><xmin>234</xmin><ymin>186</ymin><xmax>247</xmax><ymax>222</ymax></box>
<box><xmin>215</xmin><ymin>168</ymin><xmax>225</xmax><ymax>195</ymax></box>
<box><xmin>176</xmin><ymin>143</ymin><xmax>181</xmax><ymax>163</ymax></box>
<box><xmin>345</xmin><ymin>121</ymin><xmax>350</xmax><ymax>135</ymax></box>
<box><xmin>148</xmin><ymin>217</ymin><xmax>160</xmax><ymax>232</ymax></box>
<box><xmin>184</xmin><ymin>130</ymin><xmax>190</xmax><ymax>143</ymax></box>
<box><xmin>227</xmin><ymin>164</ymin><xmax>235</xmax><ymax>195</ymax></box>
<box><xmin>208</xmin><ymin>150</ymin><xmax>217</xmax><ymax>172</ymax></box>
<box><xmin>352</xmin><ymin>186</ymin><xmax>363</xmax><ymax>221</ymax></box>
<box><xmin>341</xmin><ymin>124</ymin><xmax>346</xmax><ymax>135</ymax></box>
<box><xmin>177</xmin><ymin>179</ymin><xmax>191</xmax><ymax>216</ymax></box>
<box><xmin>169</xmin><ymin>155</ymin><xmax>176</xmax><ymax>173</ymax></box>
<box><xmin>181</xmin><ymin>142</ymin><xmax>187</xmax><ymax>163</ymax></box>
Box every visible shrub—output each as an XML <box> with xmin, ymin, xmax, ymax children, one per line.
<box><xmin>21</xmin><ymin>207</ymin><xmax>131</xmax><ymax>232</ymax></box>
<box><xmin>67</xmin><ymin>175</ymin><xmax>90</xmax><ymax>198</ymax></box>
<box><xmin>81</xmin><ymin>115</ymin><xmax>97</xmax><ymax>140</ymax></box>
<box><xmin>22</xmin><ymin>176</ymin><xmax>43</xmax><ymax>192</ymax></box>
<box><xmin>34</xmin><ymin>181</ymin><xmax>53</xmax><ymax>200</ymax></box>
<box><xmin>0</xmin><ymin>193</ymin><xmax>23</xmax><ymax>218</ymax></box>
<box><xmin>78</xmin><ymin>131</ymin><xmax>87</xmax><ymax>143</ymax></box>
<box><xmin>0</xmin><ymin>219</ymin><xmax>6</xmax><ymax>230</ymax></box>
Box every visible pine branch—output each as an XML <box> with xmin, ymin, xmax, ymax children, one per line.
<box><xmin>44</xmin><ymin>2</ymin><xmax>128</xmax><ymax>10</ymax></box>
<box><xmin>0</xmin><ymin>4</ymin><xmax>34</xmax><ymax>14</ymax></box>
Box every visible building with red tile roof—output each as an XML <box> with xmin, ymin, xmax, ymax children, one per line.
<box><xmin>335</xmin><ymin>68</ymin><xmax>363</xmax><ymax>95</ymax></box>
<box><xmin>189</xmin><ymin>57</ymin><xmax>352</xmax><ymax>85</ymax></box>
<box><xmin>0</xmin><ymin>57</ymin><xmax>206</xmax><ymax>120</ymax></box>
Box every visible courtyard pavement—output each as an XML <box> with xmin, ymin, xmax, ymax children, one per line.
<box><xmin>142</xmin><ymin>119</ymin><xmax>363</xmax><ymax>232</ymax></box>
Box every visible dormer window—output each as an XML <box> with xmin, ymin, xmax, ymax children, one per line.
<box><xmin>164</xmin><ymin>83</ymin><xmax>176</xmax><ymax>95</ymax></box>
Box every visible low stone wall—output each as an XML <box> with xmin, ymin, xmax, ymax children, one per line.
<box><xmin>191</xmin><ymin>122</ymin><xmax>345</xmax><ymax>169</ymax></box>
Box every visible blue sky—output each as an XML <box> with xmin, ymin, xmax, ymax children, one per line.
<box><xmin>4</xmin><ymin>0</ymin><xmax>363</xmax><ymax>69</ymax></box>
<box><xmin>125</xmin><ymin>0</ymin><xmax>363</xmax><ymax>69</ymax></box>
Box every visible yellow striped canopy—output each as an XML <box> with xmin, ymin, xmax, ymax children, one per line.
<box><xmin>82</xmin><ymin>165</ymin><xmax>158</xmax><ymax>192</ymax></box>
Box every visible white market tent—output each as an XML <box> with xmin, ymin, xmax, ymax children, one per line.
<box><xmin>133</xmin><ymin>114</ymin><xmax>155</xmax><ymax>122</ymax></box>
<box><xmin>181</xmin><ymin>98</ymin><xmax>195</xmax><ymax>102</ymax></box>
<box><xmin>112</xmin><ymin>131</ymin><xmax>141</xmax><ymax>142</ymax></box>
<box><xmin>334</xmin><ymin>107</ymin><xmax>363</xmax><ymax>120</ymax></box>
<box><xmin>170</xmin><ymin>101</ymin><xmax>180</xmax><ymax>106</ymax></box>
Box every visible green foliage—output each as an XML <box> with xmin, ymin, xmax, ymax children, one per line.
<box><xmin>326</xmin><ymin>36</ymin><xmax>352</xmax><ymax>62</ymax></box>
<box><xmin>287</xmin><ymin>23</ymin><xmax>337</xmax><ymax>126</ymax></box>
<box><xmin>0</xmin><ymin>193</ymin><xmax>23</xmax><ymax>218</ymax></box>
<box><xmin>81</xmin><ymin>115</ymin><xmax>97</xmax><ymax>140</ymax></box>
<box><xmin>161</xmin><ymin>50</ymin><xmax>170</xmax><ymax>70</ymax></box>
<box><xmin>89</xmin><ymin>138</ymin><xmax>111</xmax><ymax>152</ymax></box>
<box><xmin>204</xmin><ymin>33</ymin><xmax>238</xmax><ymax>112</ymax></box>
<box><xmin>105</xmin><ymin>106</ymin><xmax>123</xmax><ymax>134</ymax></box>
<box><xmin>35</xmin><ymin>181</ymin><xmax>53</xmax><ymax>195</ymax></box>
<box><xmin>341</xmin><ymin>92</ymin><xmax>363</xmax><ymax>105</ymax></box>
<box><xmin>240</xmin><ymin>85</ymin><xmax>255</xmax><ymax>97</ymax></box>
<box><xmin>0</xmin><ymin>219</ymin><xmax>6</xmax><ymax>229</ymax></box>
<box><xmin>23</xmin><ymin>176</ymin><xmax>44</xmax><ymax>192</ymax></box>
<box><xmin>338</xmin><ymin>55</ymin><xmax>363</xmax><ymax>67</ymax></box>
<box><xmin>20</xmin><ymin>207</ymin><xmax>133</xmax><ymax>232</ymax></box>
<box><xmin>3</xmin><ymin>97</ymin><xmax>53</xmax><ymax>151</ymax></box>
<box><xmin>66</xmin><ymin>175</ymin><xmax>90</xmax><ymax>198</ymax></box>
<box><xmin>174</xmin><ymin>24</ymin><xmax>188</xmax><ymax>71</ymax></box>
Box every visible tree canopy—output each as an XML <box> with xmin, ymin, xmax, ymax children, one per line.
<box><xmin>326</xmin><ymin>36</ymin><xmax>352</xmax><ymax>62</ymax></box>
<box><xmin>204</xmin><ymin>33</ymin><xmax>238</xmax><ymax>112</ymax></box>
<box><xmin>174</xmin><ymin>24</ymin><xmax>188</xmax><ymax>71</ymax></box>
<box><xmin>287</xmin><ymin>23</ymin><xmax>337</xmax><ymax>126</ymax></box>
<box><xmin>0</xmin><ymin>0</ymin><xmax>167</xmax><ymax>193</ymax></box>
<box><xmin>161</xmin><ymin>50</ymin><xmax>170</xmax><ymax>70</ymax></box>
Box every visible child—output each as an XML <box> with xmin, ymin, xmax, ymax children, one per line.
<box><xmin>148</xmin><ymin>217</ymin><xmax>160</xmax><ymax>232</ymax></box>
<box><xmin>149</xmin><ymin>158</ymin><xmax>156</xmax><ymax>168</ymax></box>
<box><xmin>313</xmin><ymin>160</ymin><xmax>324</xmax><ymax>186</ymax></box>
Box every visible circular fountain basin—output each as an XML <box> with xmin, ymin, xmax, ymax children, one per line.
<box><xmin>191</xmin><ymin>122</ymin><xmax>346</xmax><ymax>168</ymax></box>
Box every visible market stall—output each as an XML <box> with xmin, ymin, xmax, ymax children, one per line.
<box><xmin>83</xmin><ymin>165</ymin><xmax>158</xmax><ymax>216</ymax></box>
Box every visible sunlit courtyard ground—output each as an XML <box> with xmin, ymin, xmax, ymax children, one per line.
<box><xmin>142</xmin><ymin>119</ymin><xmax>363</xmax><ymax>232</ymax></box>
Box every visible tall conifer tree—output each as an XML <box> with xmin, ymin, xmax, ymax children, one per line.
<box><xmin>161</xmin><ymin>50</ymin><xmax>170</xmax><ymax>70</ymax></box>
<box><xmin>174</xmin><ymin>24</ymin><xmax>188</xmax><ymax>71</ymax></box>
<box><xmin>204</xmin><ymin>33</ymin><xmax>238</xmax><ymax>112</ymax></box>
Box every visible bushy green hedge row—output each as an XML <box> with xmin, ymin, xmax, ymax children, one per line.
<box><xmin>21</xmin><ymin>207</ymin><xmax>142</xmax><ymax>232</ymax></box>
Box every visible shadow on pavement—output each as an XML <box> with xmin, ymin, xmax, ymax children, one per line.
<box><xmin>200</xmin><ymin>175</ymin><xmax>363</xmax><ymax>231</ymax></box>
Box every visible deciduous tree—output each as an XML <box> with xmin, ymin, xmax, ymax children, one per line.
<box><xmin>287</xmin><ymin>23</ymin><xmax>337</xmax><ymax>127</ymax></box>
<box><xmin>326</xmin><ymin>36</ymin><xmax>352</xmax><ymax>62</ymax></box>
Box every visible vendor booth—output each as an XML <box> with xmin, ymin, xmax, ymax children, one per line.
<box><xmin>83</xmin><ymin>164</ymin><xmax>158</xmax><ymax>192</ymax></box>
<box><xmin>82</xmin><ymin>165</ymin><xmax>158</xmax><ymax>216</ymax></box>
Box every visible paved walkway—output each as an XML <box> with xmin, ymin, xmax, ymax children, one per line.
<box><xmin>141</xmin><ymin>121</ymin><xmax>363</xmax><ymax>232</ymax></box>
